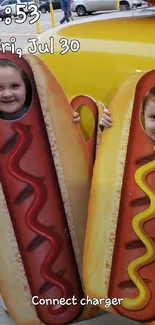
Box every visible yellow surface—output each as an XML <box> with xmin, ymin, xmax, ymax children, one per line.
<box><xmin>25</xmin><ymin>15</ymin><xmax>155</xmax><ymax>118</ymax></box>
<box><xmin>117</xmin><ymin>0</ymin><xmax>120</xmax><ymax>10</ymax></box>
<box><xmin>49</xmin><ymin>1</ymin><xmax>55</xmax><ymax>27</ymax></box>
<box><xmin>36</xmin><ymin>19</ymin><xmax>41</xmax><ymax>34</ymax></box>
<box><xmin>34</xmin><ymin>0</ymin><xmax>40</xmax><ymax>33</ymax></box>
<box><xmin>76</xmin><ymin>105</ymin><xmax>95</xmax><ymax>141</ymax></box>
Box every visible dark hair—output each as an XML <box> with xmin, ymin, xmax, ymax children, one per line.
<box><xmin>142</xmin><ymin>86</ymin><xmax>155</xmax><ymax>114</ymax></box>
<box><xmin>0</xmin><ymin>58</ymin><xmax>32</xmax><ymax>107</ymax></box>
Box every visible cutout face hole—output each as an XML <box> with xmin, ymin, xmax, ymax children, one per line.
<box><xmin>76</xmin><ymin>104</ymin><xmax>95</xmax><ymax>141</ymax></box>
<box><xmin>140</xmin><ymin>86</ymin><xmax>155</xmax><ymax>142</ymax></box>
<box><xmin>0</xmin><ymin>58</ymin><xmax>32</xmax><ymax>121</ymax></box>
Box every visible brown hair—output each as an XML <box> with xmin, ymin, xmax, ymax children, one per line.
<box><xmin>0</xmin><ymin>59</ymin><xmax>32</xmax><ymax>107</ymax></box>
<box><xmin>142</xmin><ymin>86</ymin><xmax>155</xmax><ymax>114</ymax></box>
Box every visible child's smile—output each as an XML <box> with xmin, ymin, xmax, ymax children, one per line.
<box><xmin>0</xmin><ymin>66</ymin><xmax>26</xmax><ymax>114</ymax></box>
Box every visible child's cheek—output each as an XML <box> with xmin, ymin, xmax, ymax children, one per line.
<box><xmin>144</xmin><ymin>121</ymin><xmax>151</xmax><ymax>135</ymax></box>
<box><xmin>146</xmin><ymin>121</ymin><xmax>155</xmax><ymax>134</ymax></box>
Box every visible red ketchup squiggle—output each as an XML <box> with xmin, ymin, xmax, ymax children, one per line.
<box><xmin>8</xmin><ymin>122</ymin><xmax>73</xmax><ymax>315</ymax></box>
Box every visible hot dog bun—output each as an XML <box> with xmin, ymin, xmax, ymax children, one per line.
<box><xmin>24</xmin><ymin>54</ymin><xmax>99</xmax><ymax>277</ymax></box>
<box><xmin>83</xmin><ymin>71</ymin><xmax>152</xmax><ymax>316</ymax></box>
<box><xmin>0</xmin><ymin>52</ymin><xmax>100</xmax><ymax>324</ymax></box>
<box><xmin>0</xmin><ymin>183</ymin><xmax>44</xmax><ymax>325</ymax></box>
<box><xmin>25</xmin><ymin>54</ymin><xmax>101</xmax><ymax>320</ymax></box>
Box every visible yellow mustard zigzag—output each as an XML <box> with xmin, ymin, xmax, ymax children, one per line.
<box><xmin>121</xmin><ymin>145</ymin><xmax>155</xmax><ymax>311</ymax></box>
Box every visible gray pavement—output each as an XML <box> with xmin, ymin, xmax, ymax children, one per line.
<box><xmin>0</xmin><ymin>9</ymin><xmax>107</xmax><ymax>35</ymax></box>
<box><xmin>0</xmin><ymin>304</ymin><xmax>142</xmax><ymax>325</ymax></box>
<box><xmin>0</xmin><ymin>6</ymin><xmax>154</xmax><ymax>50</ymax></box>
<box><xmin>0</xmin><ymin>9</ymin><xmax>66</xmax><ymax>35</ymax></box>
<box><xmin>0</xmin><ymin>5</ymin><xmax>154</xmax><ymax>37</ymax></box>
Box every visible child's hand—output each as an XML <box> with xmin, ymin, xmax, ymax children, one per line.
<box><xmin>73</xmin><ymin>111</ymin><xmax>80</xmax><ymax>123</ymax></box>
<box><xmin>99</xmin><ymin>108</ymin><xmax>112</xmax><ymax>128</ymax></box>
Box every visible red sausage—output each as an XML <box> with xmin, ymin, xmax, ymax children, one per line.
<box><xmin>109</xmin><ymin>70</ymin><xmax>155</xmax><ymax>322</ymax></box>
<box><xmin>0</xmin><ymin>53</ymin><xmax>83</xmax><ymax>325</ymax></box>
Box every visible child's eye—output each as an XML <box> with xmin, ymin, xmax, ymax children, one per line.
<box><xmin>151</xmin><ymin>115</ymin><xmax>155</xmax><ymax>119</ymax></box>
<box><xmin>12</xmin><ymin>84</ymin><xmax>19</xmax><ymax>89</ymax></box>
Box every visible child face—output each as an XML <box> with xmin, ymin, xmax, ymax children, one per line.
<box><xmin>144</xmin><ymin>99</ymin><xmax>155</xmax><ymax>141</ymax></box>
<box><xmin>0</xmin><ymin>66</ymin><xmax>26</xmax><ymax>114</ymax></box>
